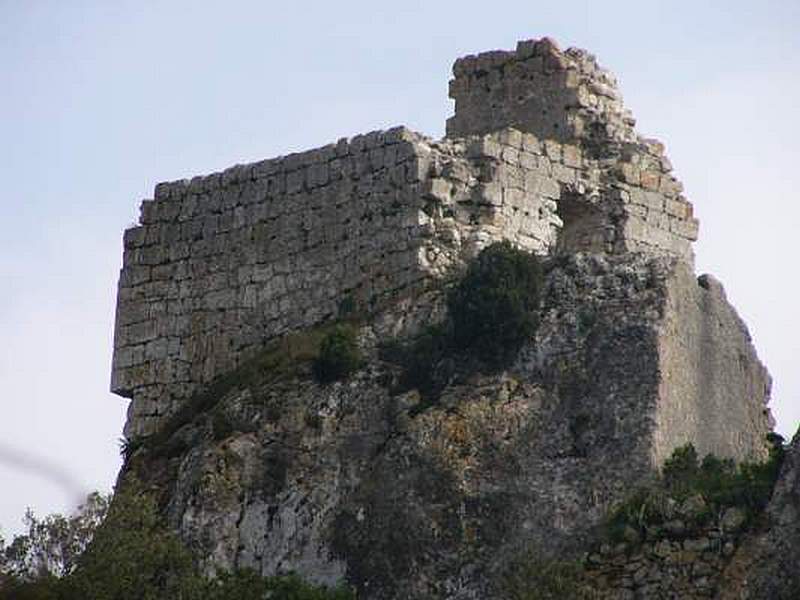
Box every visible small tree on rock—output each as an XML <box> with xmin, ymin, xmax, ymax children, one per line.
<box><xmin>448</xmin><ymin>241</ymin><xmax>543</xmax><ymax>368</ymax></box>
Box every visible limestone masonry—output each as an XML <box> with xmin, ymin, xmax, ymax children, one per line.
<box><xmin>113</xmin><ymin>38</ymin><xmax>700</xmax><ymax>438</ymax></box>
<box><xmin>113</xmin><ymin>37</ymin><xmax>784</xmax><ymax>599</ymax></box>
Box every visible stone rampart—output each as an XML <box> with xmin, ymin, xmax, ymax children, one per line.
<box><xmin>113</xmin><ymin>40</ymin><xmax>699</xmax><ymax>438</ymax></box>
<box><xmin>446</xmin><ymin>37</ymin><xmax>637</xmax><ymax>150</ymax></box>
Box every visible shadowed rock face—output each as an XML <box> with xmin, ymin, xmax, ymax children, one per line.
<box><xmin>113</xmin><ymin>37</ymin><xmax>783</xmax><ymax>598</ymax></box>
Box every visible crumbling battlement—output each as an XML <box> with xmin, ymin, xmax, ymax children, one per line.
<box><xmin>113</xmin><ymin>39</ymin><xmax>699</xmax><ymax>437</ymax></box>
<box><xmin>446</xmin><ymin>37</ymin><xmax>637</xmax><ymax>150</ymax></box>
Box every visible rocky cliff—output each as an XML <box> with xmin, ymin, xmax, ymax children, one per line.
<box><xmin>114</xmin><ymin>38</ymin><xmax>795</xmax><ymax>599</ymax></box>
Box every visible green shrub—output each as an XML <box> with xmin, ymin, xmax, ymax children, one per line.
<box><xmin>1</xmin><ymin>480</ymin><xmax>353</xmax><ymax>600</ymax></box>
<box><xmin>378</xmin><ymin>243</ymin><xmax>543</xmax><ymax>410</ymax></box>
<box><xmin>662</xmin><ymin>440</ymin><xmax>784</xmax><ymax>516</ymax></box>
<box><xmin>337</xmin><ymin>295</ymin><xmax>357</xmax><ymax>319</ymax></box>
<box><xmin>608</xmin><ymin>436</ymin><xmax>786</xmax><ymax>541</ymax></box>
<box><xmin>313</xmin><ymin>325</ymin><xmax>361</xmax><ymax>383</ymax></box>
<box><xmin>448</xmin><ymin>241</ymin><xmax>543</xmax><ymax>368</ymax></box>
<box><xmin>662</xmin><ymin>442</ymin><xmax>700</xmax><ymax>494</ymax></box>
<box><xmin>119</xmin><ymin>436</ymin><xmax>143</xmax><ymax>461</ymax></box>
<box><xmin>607</xmin><ymin>487</ymin><xmax>671</xmax><ymax>541</ymax></box>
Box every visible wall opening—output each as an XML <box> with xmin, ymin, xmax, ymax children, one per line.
<box><xmin>555</xmin><ymin>192</ymin><xmax>611</xmax><ymax>255</ymax></box>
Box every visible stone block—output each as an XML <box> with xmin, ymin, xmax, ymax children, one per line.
<box><xmin>286</xmin><ymin>170</ymin><xmax>305</xmax><ymax>194</ymax></box>
<box><xmin>501</xmin><ymin>146</ymin><xmax>520</xmax><ymax>166</ymax></box>
<box><xmin>123</xmin><ymin>226</ymin><xmax>146</xmax><ymax>248</ymax></box>
<box><xmin>308</xmin><ymin>163</ymin><xmax>329</xmax><ymax>188</ymax></box>
<box><xmin>425</xmin><ymin>178</ymin><xmax>452</xmax><ymax>202</ymax></box>
<box><xmin>498</xmin><ymin>128</ymin><xmax>523</xmax><ymax>148</ymax></box>
<box><xmin>544</xmin><ymin>140</ymin><xmax>562</xmax><ymax>161</ymax></box>
<box><xmin>468</xmin><ymin>138</ymin><xmax>501</xmax><ymax>159</ymax></box>
<box><xmin>406</xmin><ymin>158</ymin><xmax>428</xmax><ymax>183</ymax></box>
<box><xmin>552</xmin><ymin>164</ymin><xmax>576</xmax><ymax>184</ymax></box>
<box><xmin>369</xmin><ymin>147</ymin><xmax>385</xmax><ymax>171</ymax></box>
<box><xmin>521</xmin><ymin>133</ymin><xmax>541</xmax><ymax>154</ymax></box>
<box><xmin>562</xmin><ymin>144</ymin><xmax>582</xmax><ymax>168</ymax></box>
<box><xmin>619</xmin><ymin>163</ymin><xmax>641</xmax><ymax>185</ymax></box>
<box><xmin>665</xmin><ymin>197</ymin><xmax>690</xmax><ymax>219</ymax></box>
<box><xmin>671</xmin><ymin>217</ymin><xmax>700</xmax><ymax>240</ymax></box>
<box><xmin>519</xmin><ymin>152</ymin><xmax>538</xmax><ymax>170</ymax></box>
<box><xmin>475</xmin><ymin>182</ymin><xmax>503</xmax><ymax>206</ymax></box>
<box><xmin>640</xmin><ymin>170</ymin><xmax>661</xmax><ymax>191</ymax></box>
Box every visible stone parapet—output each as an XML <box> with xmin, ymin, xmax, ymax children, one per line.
<box><xmin>446</xmin><ymin>37</ymin><xmax>637</xmax><ymax>151</ymax></box>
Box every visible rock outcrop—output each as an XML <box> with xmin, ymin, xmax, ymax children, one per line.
<box><xmin>718</xmin><ymin>430</ymin><xmax>800</xmax><ymax>599</ymax></box>
<box><xmin>113</xmin><ymin>37</ymin><xmax>793</xmax><ymax>598</ymax></box>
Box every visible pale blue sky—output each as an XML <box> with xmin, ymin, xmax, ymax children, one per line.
<box><xmin>1</xmin><ymin>1</ymin><xmax>798</xmax><ymax>536</ymax></box>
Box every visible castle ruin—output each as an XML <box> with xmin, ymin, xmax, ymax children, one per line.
<box><xmin>113</xmin><ymin>37</ymin><xmax>706</xmax><ymax>440</ymax></box>
<box><xmin>110</xmin><ymin>37</ymin><xmax>782</xmax><ymax>599</ymax></box>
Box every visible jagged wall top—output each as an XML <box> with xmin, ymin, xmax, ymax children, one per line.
<box><xmin>446</xmin><ymin>38</ymin><xmax>637</xmax><ymax>150</ymax></box>
<box><xmin>113</xmin><ymin>37</ymin><xmax>699</xmax><ymax>438</ymax></box>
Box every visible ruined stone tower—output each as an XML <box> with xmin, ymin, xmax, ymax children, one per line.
<box><xmin>113</xmin><ymin>38</ymin><xmax>776</xmax><ymax>599</ymax></box>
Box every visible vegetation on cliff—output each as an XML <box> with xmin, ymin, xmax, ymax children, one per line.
<box><xmin>501</xmin><ymin>436</ymin><xmax>788</xmax><ymax>599</ymax></box>
<box><xmin>382</xmin><ymin>240</ymin><xmax>544</xmax><ymax>406</ymax></box>
<box><xmin>449</xmin><ymin>240</ymin><xmax>544</xmax><ymax>366</ymax></box>
<box><xmin>0</xmin><ymin>479</ymin><xmax>353</xmax><ymax>600</ymax></box>
<box><xmin>608</xmin><ymin>434</ymin><xmax>786</xmax><ymax>541</ymax></box>
<box><xmin>313</xmin><ymin>324</ymin><xmax>362</xmax><ymax>383</ymax></box>
<box><xmin>121</xmin><ymin>319</ymin><xmax>361</xmax><ymax>462</ymax></box>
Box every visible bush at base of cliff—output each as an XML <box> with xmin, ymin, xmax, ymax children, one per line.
<box><xmin>0</xmin><ymin>479</ymin><xmax>354</xmax><ymax>600</ymax></box>
<box><xmin>448</xmin><ymin>241</ymin><xmax>543</xmax><ymax>368</ymax></box>
<box><xmin>313</xmin><ymin>324</ymin><xmax>361</xmax><ymax>383</ymax></box>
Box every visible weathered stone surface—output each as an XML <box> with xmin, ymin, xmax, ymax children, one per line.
<box><xmin>113</xmin><ymin>117</ymin><xmax>698</xmax><ymax>437</ymax></box>
<box><xmin>110</xmin><ymin>36</ymin><xmax>784</xmax><ymax>598</ymax></box>
<box><xmin>654</xmin><ymin>269</ymin><xmax>773</xmax><ymax>464</ymax></box>
<box><xmin>446</xmin><ymin>38</ymin><xmax>638</xmax><ymax>151</ymax></box>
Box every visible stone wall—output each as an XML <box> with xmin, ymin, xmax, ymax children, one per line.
<box><xmin>111</xmin><ymin>35</ymin><xmax>785</xmax><ymax>599</ymax></box>
<box><xmin>446</xmin><ymin>37</ymin><xmax>637</xmax><ymax>150</ymax></box>
<box><xmin>113</xmin><ymin>123</ymin><xmax>698</xmax><ymax>437</ymax></box>
<box><xmin>112</xmin><ymin>37</ymin><xmax>699</xmax><ymax>439</ymax></box>
<box><xmin>585</xmin><ymin>505</ymin><xmax>751</xmax><ymax>599</ymax></box>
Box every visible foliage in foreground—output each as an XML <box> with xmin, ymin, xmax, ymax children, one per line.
<box><xmin>0</xmin><ymin>479</ymin><xmax>353</xmax><ymax>600</ymax></box>
<box><xmin>0</xmin><ymin>492</ymin><xmax>109</xmax><ymax>582</ymax></box>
